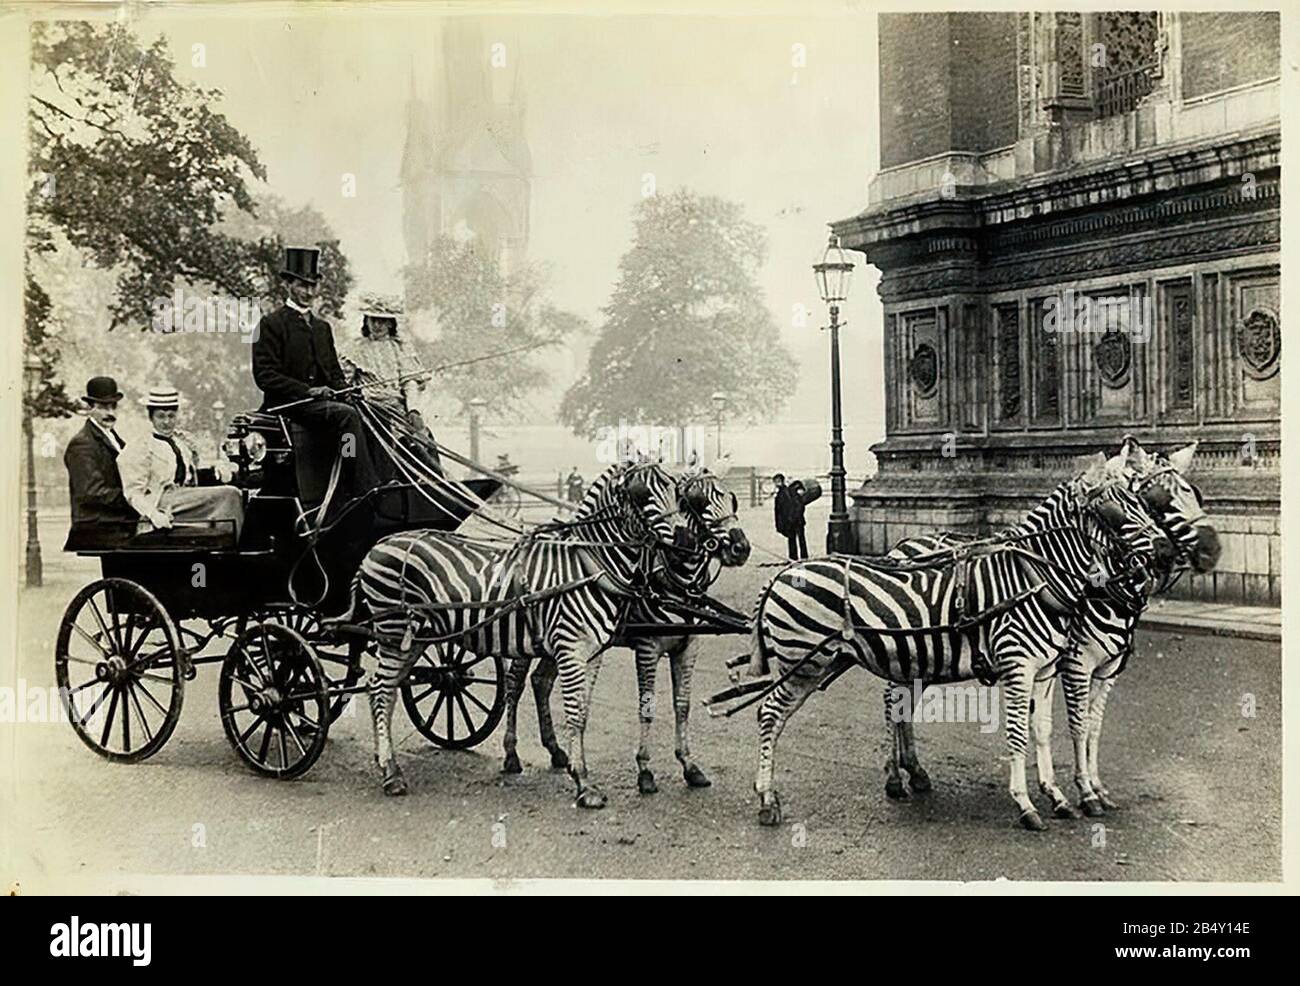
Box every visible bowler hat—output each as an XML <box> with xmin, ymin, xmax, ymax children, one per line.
<box><xmin>81</xmin><ymin>376</ymin><xmax>124</xmax><ymax>405</ymax></box>
<box><xmin>281</xmin><ymin>247</ymin><xmax>322</xmax><ymax>284</ymax></box>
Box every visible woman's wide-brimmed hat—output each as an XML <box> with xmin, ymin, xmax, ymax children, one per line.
<box><xmin>358</xmin><ymin>291</ymin><xmax>404</xmax><ymax>337</ymax></box>
<box><xmin>81</xmin><ymin>376</ymin><xmax>125</xmax><ymax>405</ymax></box>
<box><xmin>138</xmin><ymin>386</ymin><xmax>184</xmax><ymax>411</ymax></box>
<box><xmin>281</xmin><ymin>246</ymin><xmax>322</xmax><ymax>284</ymax></box>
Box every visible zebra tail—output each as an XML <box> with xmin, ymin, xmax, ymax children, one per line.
<box><xmin>746</xmin><ymin>574</ymin><xmax>778</xmax><ymax>679</ymax></box>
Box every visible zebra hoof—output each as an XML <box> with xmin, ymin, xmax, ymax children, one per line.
<box><xmin>907</xmin><ymin>768</ymin><xmax>932</xmax><ymax>793</ymax></box>
<box><xmin>1080</xmin><ymin>796</ymin><xmax>1106</xmax><ymax>818</ymax></box>
<box><xmin>502</xmin><ymin>751</ymin><xmax>523</xmax><ymax>774</ymax></box>
<box><xmin>1097</xmin><ymin>790</ymin><xmax>1120</xmax><ymax>811</ymax></box>
<box><xmin>1019</xmin><ymin>808</ymin><xmax>1047</xmax><ymax>832</ymax></box>
<box><xmin>758</xmin><ymin>794</ymin><xmax>782</xmax><ymax>827</ymax></box>
<box><xmin>683</xmin><ymin>765</ymin><xmax>712</xmax><ymax>788</ymax></box>
<box><xmin>383</xmin><ymin>774</ymin><xmax>408</xmax><ymax>797</ymax></box>
<box><xmin>1053</xmin><ymin>801</ymin><xmax>1081</xmax><ymax>820</ymax></box>
<box><xmin>885</xmin><ymin>776</ymin><xmax>909</xmax><ymax>800</ymax></box>
<box><xmin>576</xmin><ymin>787</ymin><xmax>607</xmax><ymax>810</ymax></box>
<box><xmin>549</xmin><ymin>748</ymin><xmax>570</xmax><ymax>771</ymax></box>
<box><xmin>638</xmin><ymin>769</ymin><xmax>659</xmax><ymax>795</ymax></box>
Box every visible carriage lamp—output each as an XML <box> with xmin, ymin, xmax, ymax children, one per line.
<box><xmin>813</xmin><ymin>235</ymin><xmax>855</xmax><ymax>554</ymax></box>
<box><xmin>23</xmin><ymin>352</ymin><xmax>43</xmax><ymax>587</ymax></box>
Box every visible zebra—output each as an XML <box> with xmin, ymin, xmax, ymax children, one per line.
<box><xmin>501</xmin><ymin>468</ymin><xmax>750</xmax><ymax>795</ymax></box>
<box><xmin>746</xmin><ymin>456</ymin><xmax>1169</xmax><ymax>830</ymax></box>
<box><xmin>1029</xmin><ymin>437</ymin><xmax>1219</xmax><ymax>814</ymax></box>
<box><xmin>342</xmin><ymin>460</ymin><xmax>698</xmax><ymax>806</ymax></box>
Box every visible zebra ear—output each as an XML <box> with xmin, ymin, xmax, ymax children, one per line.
<box><xmin>1167</xmin><ymin>442</ymin><xmax>1198</xmax><ymax>474</ymax></box>
<box><xmin>1074</xmin><ymin>451</ymin><xmax>1107</xmax><ymax>485</ymax></box>
<box><xmin>1120</xmin><ymin>435</ymin><xmax>1150</xmax><ymax>470</ymax></box>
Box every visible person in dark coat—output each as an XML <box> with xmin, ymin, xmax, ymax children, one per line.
<box><xmin>251</xmin><ymin>247</ymin><xmax>382</xmax><ymax>506</ymax></box>
<box><xmin>63</xmin><ymin>376</ymin><xmax>137</xmax><ymax>527</ymax></box>
<box><xmin>773</xmin><ymin>473</ymin><xmax>808</xmax><ymax>560</ymax></box>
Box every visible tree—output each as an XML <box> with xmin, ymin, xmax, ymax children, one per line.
<box><xmin>559</xmin><ymin>189</ymin><xmax>797</xmax><ymax>446</ymax></box>
<box><xmin>26</xmin><ymin>21</ymin><xmax>270</xmax><ymax>421</ymax></box>
<box><xmin>403</xmin><ymin>236</ymin><xmax>583</xmax><ymax>416</ymax></box>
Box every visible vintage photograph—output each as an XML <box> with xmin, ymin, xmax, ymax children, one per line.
<box><xmin>1</xmin><ymin>1</ymin><xmax>1285</xmax><ymax>891</ymax></box>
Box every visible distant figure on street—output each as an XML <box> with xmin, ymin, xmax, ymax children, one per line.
<box><xmin>566</xmin><ymin>467</ymin><xmax>585</xmax><ymax>503</ymax></box>
<box><xmin>773</xmin><ymin>473</ymin><xmax>807</xmax><ymax>560</ymax></box>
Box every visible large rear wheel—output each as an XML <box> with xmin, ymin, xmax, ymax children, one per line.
<box><xmin>55</xmin><ymin>578</ymin><xmax>184</xmax><ymax>763</ymax></box>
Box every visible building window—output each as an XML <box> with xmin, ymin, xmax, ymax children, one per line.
<box><xmin>1093</xmin><ymin>12</ymin><xmax>1159</xmax><ymax>118</ymax></box>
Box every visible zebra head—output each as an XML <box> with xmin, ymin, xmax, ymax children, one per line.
<box><xmin>1072</xmin><ymin>453</ymin><xmax>1174</xmax><ymax>610</ymax></box>
<box><xmin>1117</xmin><ymin>436</ymin><xmax>1221</xmax><ymax>577</ymax></box>
<box><xmin>677</xmin><ymin>469</ymin><xmax>751</xmax><ymax>567</ymax></box>
<box><xmin>618</xmin><ymin>461</ymin><xmax>700</xmax><ymax>548</ymax></box>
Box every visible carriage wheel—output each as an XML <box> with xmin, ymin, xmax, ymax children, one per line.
<box><xmin>400</xmin><ymin>642</ymin><xmax>505</xmax><ymax>750</ymax></box>
<box><xmin>219</xmin><ymin>623</ymin><xmax>329</xmax><ymax>779</ymax></box>
<box><xmin>258</xmin><ymin>610</ymin><xmax>364</xmax><ymax>724</ymax></box>
<box><xmin>55</xmin><ymin>578</ymin><xmax>185</xmax><ymax>763</ymax></box>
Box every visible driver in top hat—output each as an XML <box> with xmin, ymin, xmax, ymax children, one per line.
<box><xmin>251</xmin><ymin>247</ymin><xmax>382</xmax><ymax>504</ymax></box>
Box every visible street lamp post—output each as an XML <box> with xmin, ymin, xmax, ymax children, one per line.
<box><xmin>813</xmin><ymin>236</ymin><xmax>855</xmax><ymax>555</ymax></box>
<box><xmin>710</xmin><ymin>391</ymin><xmax>727</xmax><ymax>462</ymax></box>
<box><xmin>23</xmin><ymin>353</ymin><xmax>43</xmax><ymax>588</ymax></box>
<box><xmin>468</xmin><ymin>398</ymin><xmax>488</xmax><ymax>464</ymax></box>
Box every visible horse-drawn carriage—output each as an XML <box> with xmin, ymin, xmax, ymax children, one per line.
<box><xmin>55</xmin><ymin>405</ymin><xmax>507</xmax><ymax>779</ymax></box>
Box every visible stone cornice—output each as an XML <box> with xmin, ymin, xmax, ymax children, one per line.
<box><xmin>833</xmin><ymin>127</ymin><xmax>1280</xmax><ymax>254</ymax></box>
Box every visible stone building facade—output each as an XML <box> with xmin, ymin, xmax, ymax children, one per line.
<box><xmin>832</xmin><ymin>11</ymin><xmax>1280</xmax><ymax>605</ymax></box>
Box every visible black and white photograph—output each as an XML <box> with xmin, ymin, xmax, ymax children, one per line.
<box><xmin>0</xmin><ymin>0</ymin><xmax>1291</xmax><ymax>897</ymax></box>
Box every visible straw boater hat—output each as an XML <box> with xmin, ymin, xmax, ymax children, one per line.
<box><xmin>138</xmin><ymin>386</ymin><xmax>184</xmax><ymax>411</ymax></box>
<box><xmin>358</xmin><ymin>292</ymin><xmax>405</xmax><ymax>337</ymax></box>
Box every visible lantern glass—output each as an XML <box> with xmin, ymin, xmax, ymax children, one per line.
<box><xmin>813</xmin><ymin>238</ymin><xmax>854</xmax><ymax>305</ymax></box>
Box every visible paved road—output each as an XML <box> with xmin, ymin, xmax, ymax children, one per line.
<box><xmin>6</xmin><ymin>506</ymin><xmax>1281</xmax><ymax>885</ymax></box>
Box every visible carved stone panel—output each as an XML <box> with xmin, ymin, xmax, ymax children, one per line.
<box><xmin>1163</xmin><ymin>280</ymin><xmax>1196</xmax><ymax>413</ymax></box>
<box><xmin>995</xmin><ymin>303</ymin><xmax>1022</xmax><ymax>423</ymax></box>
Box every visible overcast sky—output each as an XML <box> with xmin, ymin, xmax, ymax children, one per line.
<box><xmin>85</xmin><ymin>4</ymin><xmax>885</xmax><ymax>455</ymax></box>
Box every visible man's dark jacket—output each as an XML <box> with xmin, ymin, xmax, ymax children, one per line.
<box><xmin>774</xmin><ymin>484</ymin><xmax>805</xmax><ymax>537</ymax></box>
<box><xmin>64</xmin><ymin>421</ymin><xmax>136</xmax><ymax>524</ymax></box>
<box><xmin>251</xmin><ymin>305</ymin><xmax>348</xmax><ymax>408</ymax></box>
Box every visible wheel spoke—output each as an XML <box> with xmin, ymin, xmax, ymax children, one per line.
<box><xmin>461</xmin><ymin>675</ymin><xmax>500</xmax><ymax>686</ymax></box>
<box><xmin>65</xmin><ymin>678</ymin><xmax>103</xmax><ymax>697</ymax></box>
<box><xmin>239</xmin><ymin>717</ymin><xmax>262</xmax><ymax>744</ymax></box>
<box><xmin>409</xmin><ymin>685</ymin><xmax>435</xmax><ymax>704</ymax></box>
<box><xmin>422</xmin><ymin>690</ymin><xmax>447</xmax><ymax>734</ymax></box>
<box><xmin>72</xmin><ymin>681</ymin><xmax>112</xmax><ymax>725</ymax></box>
<box><xmin>257</xmin><ymin>720</ymin><xmax>273</xmax><ymax>762</ymax></box>
<box><xmin>99</xmin><ymin>686</ymin><xmax>120</xmax><ymax>747</ymax></box>
<box><xmin>283</xmin><ymin>718</ymin><xmax>307</xmax><ymax>758</ymax></box>
<box><xmin>446</xmin><ymin>689</ymin><xmax>455</xmax><ymax>740</ymax></box>
<box><xmin>86</xmin><ymin>596</ymin><xmax>116</xmax><ymax>654</ymax></box>
<box><xmin>121</xmin><ymin>684</ymin><xmax>132</xmax><ymax>750</ymax></box>
<box><xmin>277</xmin><ymin>729</ymin><xmax>289</xmax><ymax>769</ymax></box>
<box><xmin>461</xmin><ymin>687</ymin><xmax>492</xmax><ymax>716</ymax></box>
<box><xmin>125</xmin><ymin>620</ymin><xmax>162</xmax><ymax>662</ymax></box>
<box><xmin>134</xmin><ymin>677</ymin><xmax>169</xmax><ymax>715</ymax></box>
<box><xmin>70</xmin><ymin>622</ymin><xmax>112</xmax><ymax>659</ymax></box>
<box><xmin>458</xmin><ymin>652</ymin><xmax>492</xmax><ymax>671</ymax></box>
<box><xmin>453</xmin><ymin>692</ymin><xmax>476</xmax><ymax>732</ymax></box>
<box><xmin>125</xmin><ymin>683</ymin><xmax>156</xmax><ymax>745</ymax></box>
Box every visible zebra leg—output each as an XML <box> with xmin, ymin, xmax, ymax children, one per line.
<box><xmin>882</xmin><ymin>684</ymin><xmax>908</xmax><ymax>800</ymax></box>
<box><xmin>994</xmin><ymin>641</ymin><xmax>1046</xmax><ymax>831</ymax></box>
<box><xmin>1031</xmin><ymin>676</ymin><xmax>1080</xmax><ymax>819</ymax></box>
<box><xmin>558</xmin><ymin>639</ymin><xmax>608</xmax><ymax>809</ymax></box>
<box><xmin>501</xmin><ymin>656</ymin><xmax>531</xmax><ymax>775</ymax></box>
<box><xmin>754</xmin><ymin>672</ymin><xmax>821</xmax><ymax>827</ymax></box>
<box><xmin>1059</xmin><ymin>661</ymin><xmax>1105</xmax><ymax>816</ymax></box>
<box><xmin>668</xmin><ymin>637</ymin><xmax>711</xmax><ymax>788</ymax></box>
<box><xmin>1086</xmin><ymin>676</ymin><xmax>1120</xmax><ymax>810</ymax></box>
<box><xmin>370</xmin><ymin>642</ymin><xmax>411</xmax><ymax>796</ymax></box>
<box><xmin>634</xmin><ymin>642</ymin><xmax>660</xmax><ymax>794</ymax></box>
<box><xmin>897</xmin><ymin>684</ymin><xmax>931</xmax><ymax>793</ymax></box>
<box><xmin>531</xmin><ymin>658</ymin><xmax>569</xmax><ymax>770</ymax></box>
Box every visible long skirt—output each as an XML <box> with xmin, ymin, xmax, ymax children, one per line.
<box><xmin>159</xmin><ymin>485</ymin><xmax>245</xmax><ymax>540</ymax></box>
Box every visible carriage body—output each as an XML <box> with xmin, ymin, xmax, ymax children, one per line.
<box><xmin>55</xmin><ymin>404</ymin><xmax>504</xmax><ymax>777</ymax></box>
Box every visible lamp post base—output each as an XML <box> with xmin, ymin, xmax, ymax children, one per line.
<box><xmin>826</xmin><ymin>515</ymin><xmax>855</xmax><ymax>555</ymax></box>
<box><xmin>26</xmin><ymin>541</ymin><xmax>42</xmax><ymax>588</ymax></box>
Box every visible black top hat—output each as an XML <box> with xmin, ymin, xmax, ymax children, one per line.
<box><xmin>82</xmin><ymin>376</ymin><xmax>124</xmax><ymax>405</ymax></box>
<box><xmin>281</xmin><ymin>247</ymin><xmax>322</xmax><ymax>284</ymax></box>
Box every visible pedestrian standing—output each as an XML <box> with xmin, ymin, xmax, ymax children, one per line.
<box><xmin>772</xmin><ymin>473</ymin><xmax>808</xmax><ymax>560</ymax></box>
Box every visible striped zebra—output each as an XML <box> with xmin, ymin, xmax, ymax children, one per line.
<box><xmin>343</xmin><ymin>461</ymin><xmax>696</xmax><ymax>806</ymax></box>
<box><xmin>746</xmin><ymin>456</ymin><xmax>1169</xmax><ymax>830</ymax></box>
<box><xmin>501</xmin><ymin>468</ymin><xmax>749</xmax><ymax>794</ymax></box>
<box><xmin>1029</xmin><ymin>438</ymin><xmax>1219</xmax><ymax>814</ymax></box>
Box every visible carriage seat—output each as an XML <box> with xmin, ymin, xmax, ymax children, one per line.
<box><xmin>64</xmin><ymin>518</ymin><xmax>240</xmax><ymax>554</ymax></box>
